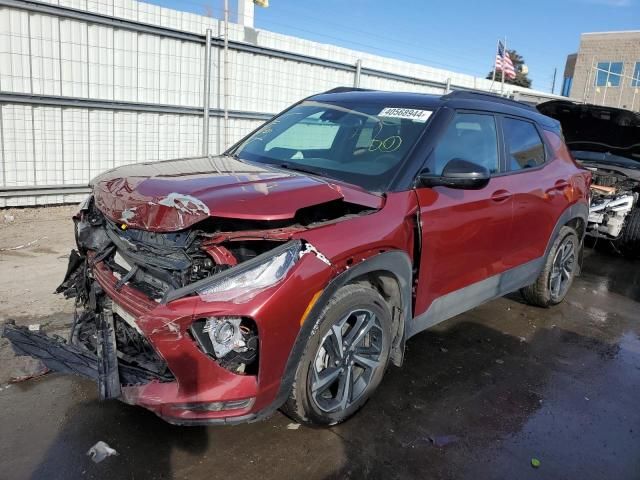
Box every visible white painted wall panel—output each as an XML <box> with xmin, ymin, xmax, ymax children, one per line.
<box><xmin>158</xmin><ymin>114</ymin><xmax>181</xmax><ymax>159</ymax></box>
<box><xmin>113</xmin><ymin>0</ymin><xmax>138</xmax><ymax>21</ymax></box>
<box><xmin>30</xmin><ymin>13</ymin><xmax>62</xmax><ymax>96</ymax></box>
<box><xmin>2</xmin><ymin>104</ymin><xmax>35</xmax><ymax>187</ymax></box>
<box><xmin>33</xmin><ymin>106</ymin><xmax>63</xmax><ymax>185</ymax></box>
<box><xmin>88</xmin><ymin>24</ymin><xmax>114</xmax><ymax>99</ymax></box>
<box><xmin>113</xmin><ymin>29</ymin><xmax>137</xmax><ymax>101</ymax></box>
<box><xmin>62</xmin><ymin>108</ymin><xmax>89</xmax><ymax>184</ymax></box>
<box><xmin>89</xmin><ymin>109</ymin><xmax>114</xmax><ymax>178</ymax></box>
<box><xmin>137</xmin><ymin>33</ymin><xmax>161</xmax><ymax>104</ymax></box>
<box><xmin>137</xmin><ymin>112</ymin><xmax>159</xmax><ymax>161</ymax></box>
<box><xmin>88</xmin><ymin>0</ymin><xmax>115</xmax><ymax>16</ymax></box>
<box><xmin>159</xmin><ymin>37</ymin><xmax>182</xmax><ymax>106</ymax></box>
<box><xmin>113</xmin><ymin>111</ymin><xmax>137</xmax><ymax>166</ymax></box>
<box><xmin>59</xmin><ymin>0</ymin><xmax>89</xmax><ymax>10</ymax></box>
<box><xmin>178</xmin><ymin>115</ymin><xmax>201</xmax><ymax>158</ymax></box>
<box><xmin>0</xmin><ymin>8</ymin><xmax>32</xmax><ymax>93</ymax></box>
<box><xmin>60</xmin><ymin>18</ymin><xmax>88</xmax><ymax>97</ymax></box>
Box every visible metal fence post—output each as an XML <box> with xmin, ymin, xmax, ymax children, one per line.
<box><xmin>223</xmin><ymin>0</ymin><xmax>229</xmax><ymax>151</ymax></box>
<box><xmin>202</xmin><ymin>28</ymin><xmax>212</xmax><ymax>156</ymax></box>
<box><xmin>354</xmin><ymin>59</ymin><xmax>362</xmax><ymax>88</ymax></box>
<box><xmin>445</xmin><ymin>77</ymin><xmax>451</xmax><ymax>94</ymax></box>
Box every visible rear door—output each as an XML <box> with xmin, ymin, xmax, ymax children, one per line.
<box><xmin>413</xmin><ymin>111</ymin><xmax>516</xmax><ymax>323</ymax></box>
<box><xmin>499</xmin><ymin>116</ymin><xmax>569</xmax><ymax>264</ymax></box>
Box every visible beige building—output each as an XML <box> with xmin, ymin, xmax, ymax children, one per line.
<box><xmin>563</xmin><ymin>31</ymin><xmax>640</xmax><ymax>111</ymax></box>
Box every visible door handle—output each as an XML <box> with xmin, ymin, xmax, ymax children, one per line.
<box><xmin>491</xmin><ymin>189</ymin><xmax>512</xmax><ymax>202</ymax></box>
<box><xmin>546</xmin><ymin>180</ymin><xmax>569</xmax><ymax>194</ymax></box>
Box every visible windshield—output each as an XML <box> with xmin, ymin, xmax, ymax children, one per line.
<box><xmin>232</xmin><ymin>101</ymin><xmax>433</xmax><ymax>191</ymax></box>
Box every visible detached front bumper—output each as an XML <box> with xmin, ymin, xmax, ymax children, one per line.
<box><xmin>2</xmin><ymin>247</ymin><xmax>332</xmax><ymax>425</ymax></box>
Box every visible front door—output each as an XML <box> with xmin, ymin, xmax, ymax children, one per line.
<box><xmin>412</xmin><ymin>111</ymin><xmax>515</xmax><ymax>329</ymax></box>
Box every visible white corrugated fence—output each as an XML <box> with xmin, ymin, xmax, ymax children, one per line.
<box><xmin>0</xmin><ymin>0</ymin><xmax>561</xmax><ymax>206</ymax></box>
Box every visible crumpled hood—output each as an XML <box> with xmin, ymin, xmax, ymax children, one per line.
<box><xmin>91</xmin><ymin>156</ymin><xmax>382</xmax><ymax>232</ymax></box>
<box><xmin>537</xmin><ymin>100</ymin><xmax>640</xmax><ymax>161</ymax></box>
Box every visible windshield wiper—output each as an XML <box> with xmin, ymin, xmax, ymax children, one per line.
<box><xmin>277</xmin><ymin>162</ymin><xmax>322</xmax><ymax>176</ymax></box>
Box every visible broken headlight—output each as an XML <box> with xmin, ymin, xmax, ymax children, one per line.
<box><xmin>190</xmin><ymin>317</ymin><xmax>259</xmax><ymax>374</ymax></box>
<box><xmin>204</xmin><ymin>317</ymin><xmax>245</xmax><ymax>358</ymax></box>
<box><xmin>195</xmin><ymin>240</ymin><xmax>302</xmax><ymax>303</ymax></box>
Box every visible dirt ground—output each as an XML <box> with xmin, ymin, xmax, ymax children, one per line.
<box><xmin>1</xmin><ymin>207</ymin><xmax>639</xmax><ymax>480</ymax></box>
<box><xmin>0</xmin><ymin>206</ymin><xmax>76</xmax><ymax>384</ymax></box>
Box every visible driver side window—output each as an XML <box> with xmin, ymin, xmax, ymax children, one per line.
<box><xmin>432</xmin><ymin>113</ymin><xmax>499</xmax><ymax>175</ymax></box>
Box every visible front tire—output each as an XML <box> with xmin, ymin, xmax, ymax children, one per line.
<box><xmin>282</xmin><ymin>284</ymin><xmax>392</xmax><ymax>426</ymax></box>
<box><xmin>521</xmin><ymin>226</ymin><xmax>579</xmax><ymax>307</ymax></box>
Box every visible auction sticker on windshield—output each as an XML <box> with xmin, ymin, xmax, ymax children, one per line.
<box><xmin>378</xmin><ymin>107</ymin><xmax>432</xmax><ymax>122</ymax></box>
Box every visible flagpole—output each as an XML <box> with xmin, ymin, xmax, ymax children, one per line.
<box><xmin>489</xmin><ymin>39</ymin><xmax>499</xmax><ymax>92</ymax></box>
<box><xmin>501</xmin><ymin>36</ymin><xmax>506</xmax><ymax>95</ymax></box>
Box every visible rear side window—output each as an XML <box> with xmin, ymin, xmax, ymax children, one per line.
<box><xmin>431</xmin><ymin>113</ymin><xmax>499</xmax><ymax>174</ymax></box>
<box><xmin>502</xmin><ymin>118</ymin><xmax>546</xmax><ymax>171</ymax></box>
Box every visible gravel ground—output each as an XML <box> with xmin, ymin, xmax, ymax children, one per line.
<box><xmin>0</xmin><ymin>206</ymin><xmax>77</xmax><ymax>384</ymax></box>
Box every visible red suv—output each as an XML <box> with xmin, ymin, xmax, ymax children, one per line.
<box><xmin>3</xmin><ymin>89</ymin><xmax>590</xmax><ymax>426</ymax></box>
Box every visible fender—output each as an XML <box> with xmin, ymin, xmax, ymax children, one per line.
<box><xmin>253</xmin><ymin>250</ymin><xmax>413</xmax><ymax>422</ymax></box>
<box><xmin>543</xmin><ymin>201</ymin><xmax>589</xmax><ymax>260</ymax></box>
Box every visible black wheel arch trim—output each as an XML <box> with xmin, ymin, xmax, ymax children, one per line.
<box><xmin>544</xmin><ymin>201</ymin><xmax>589</xmax><ymax>260</ymax></box>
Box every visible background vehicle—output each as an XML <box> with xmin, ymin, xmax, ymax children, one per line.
<box><xmin>2</xmin><ymin>90</ymin><xmax>590</xmax><ymax>426</ymax></box>
<box><xmin>538</xmin><ymin>101</ymin><xmax>640</xmax><ymax>258</ymax></box>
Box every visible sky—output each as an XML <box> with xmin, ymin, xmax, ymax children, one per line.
<box><xmin>151</xmin><ymin>0</ymin><xmax>640</xmax><ymax>93</ymax></box>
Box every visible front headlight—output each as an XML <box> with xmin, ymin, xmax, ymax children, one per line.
<box><xmin>197</xmin><ymin>241</ymin><xmax>301</xmax><ymax>303</ymax></box>
<box><xmin>163</xmin><ymin>240</ymin><xmax>302</xmax><ymax>304</ymax></box>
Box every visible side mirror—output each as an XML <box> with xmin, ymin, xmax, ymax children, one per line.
<box><xmin>418</xmin><ymin>158</ymin><xmax>491</xmax><ymax>190</ymax></box>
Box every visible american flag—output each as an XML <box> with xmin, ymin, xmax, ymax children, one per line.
<box><xmin>495</xmin><ymin>41</ymin><xmax>516</xmax><ymax>80</ymax></box>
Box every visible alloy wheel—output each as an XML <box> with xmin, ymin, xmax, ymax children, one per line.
<box><xmin>549</xmin><ymin>236</ymin><xmax>576</xmax><ymax>302</ymax></box>
<box><xmin>310</xmin><ymin>309</ymin><xmax>384</xmax><ymax>413</ymax></box>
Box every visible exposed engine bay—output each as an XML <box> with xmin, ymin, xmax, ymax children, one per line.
<box><xmin>16</xmin><ymin>194</ymin><xmax>370</xmax><ymax>396</ymax></box>
<box><xmin>586</xmin><ymin>167</ymin><xmax>639</xmax><ymax>239</ymax></box>
<box><xmin>536</xmin><ymin>100</ymin><xmax>640</xmax><ymax>254</ymax></box>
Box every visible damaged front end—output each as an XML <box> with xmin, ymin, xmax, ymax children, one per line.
<box><xmin>3</xmin><ymin>209</ymin><xmax>178</xmax><ymax>399</ymax></box>
<box><xmin>1</xmin><ymin>191</ymin><xmax>352</xmax><ymax>421</ymax></box>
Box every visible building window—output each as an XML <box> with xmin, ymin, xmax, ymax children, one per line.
<box><xmin>595</xmin><ymin>62</ymin><xmax>623</xmax><ymax>87</ymax></box>
<box><xmin>561</xmin><ymin>76</ymin><xmax>573</xmax><ymax>97</ymax></box>
<box><xmin>632</xmin><ymin>62</ymin><xmax>640</xmax><ymax>87</ymax></box>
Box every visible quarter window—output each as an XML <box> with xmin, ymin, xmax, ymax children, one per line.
<box><xmin>431</xmin><ymin>113</ymin><xmax>499</xmax><ymax>174</ymax></box>
<box><xmin>595</xmin><ymin>62</ymin><xmax>624</xmax><ymax>87</ymax></box>
<box><xmin>502</xmin><ymin>118</ymin><xmax>545</xmax><ymax>171</ymax></box>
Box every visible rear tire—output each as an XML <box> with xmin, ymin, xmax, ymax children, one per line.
<box><xmin>521</xmin><ymin>226</ymin><xmax>579</xmax><ymax>307</ymax></box>
<box><xmin>617</xmin><ymin>207</ymin><xmax>640</xmax><ymax>259</ymax></box>
<box><xmin>282</xmin><ymin>284</ymin><xmax>392</xmax><ymax>426</ymax></box>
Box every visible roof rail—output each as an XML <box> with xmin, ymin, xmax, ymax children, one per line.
<box><xmin>443</xmin><ymin>90</ymin><xmax>535</xmax><ymax>110</ymax></box>
<box><xmin>319</xmin><ymin>87</ymin><xmax>375</xmax><ymax>95</ymax></box>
